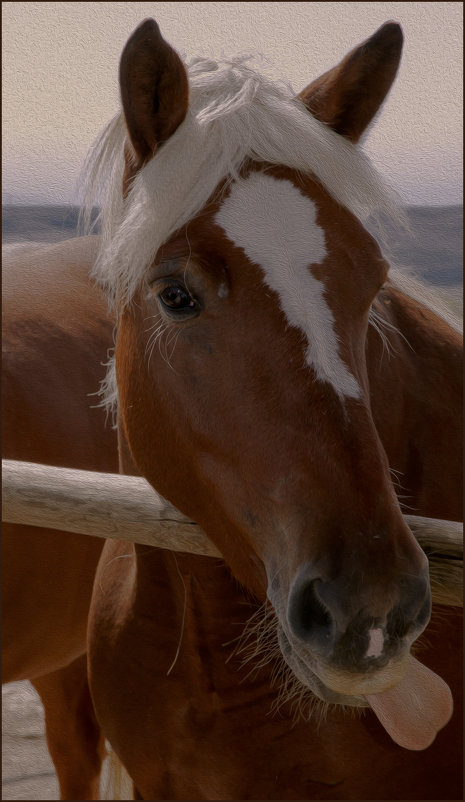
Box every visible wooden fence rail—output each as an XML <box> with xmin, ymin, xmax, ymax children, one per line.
<box><xmin>2</xmin><ymin>459</ymin><xmax>462</xmax><ymax>606</ymax></box>
<box><xmin>2</xmin><ymin>459</ymin><xmax>219</xmax><ymax>557</ymax></box>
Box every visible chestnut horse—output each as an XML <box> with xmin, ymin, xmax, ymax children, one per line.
<box><xmin>2</xmin><ymin>236</ymin><xmax>117</xmax><ymax>798</ymax></box>
<box><xmin>85</xmin><ymin>19</ymin><xmax>462</xmax><ymax>800</ymax></box>
<box><xmin>2</xmin><ymin>18</ymin><xmax>462</xmax><ymax>801</ymax></box>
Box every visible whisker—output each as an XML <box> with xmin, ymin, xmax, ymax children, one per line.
<box><xmin>224</xmin><ymin>597</ymin><xmax>352</xmax><ymax>727</ymax></box>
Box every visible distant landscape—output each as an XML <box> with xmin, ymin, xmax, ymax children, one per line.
<box><xmin>2</xmin><ymin>205</ymin><xmax>99</xmax><ymax>245</ymax></box>
<box><xmin>2</xmin><ymin>204</ymin><xmax>462</xmax><ymax>290</ymax></box>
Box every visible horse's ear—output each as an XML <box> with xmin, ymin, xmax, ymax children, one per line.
<box><xmin>299</xmin><ymin>22</ymin><xmax>403</xmax><ymax>143</ymax></box>
<box><xmin>119</xmin><ymin>19</ymin><xmax>189</xmax><ymax>167</ymax></box>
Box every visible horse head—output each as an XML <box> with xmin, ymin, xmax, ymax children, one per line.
<box><xmin>94</xmin><ymin>19</ymin><xmax>433</xmax><ymax>712</ymax></box>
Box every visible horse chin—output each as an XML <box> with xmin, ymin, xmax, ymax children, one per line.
<box><xmin>277</xmin><ymin>626</ymin><xmax>369</xmax><ymax>709</ymax></box>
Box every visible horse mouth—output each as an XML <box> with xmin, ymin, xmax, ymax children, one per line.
<box><xmin>277</xmin><ymin>625</ymin><xmax>371</xmax><ymax>708</ymax></box>
<box><xmin>276</xmin><ymin>623</ymin><xmax>454</xmax><ymax>752</ymax></box>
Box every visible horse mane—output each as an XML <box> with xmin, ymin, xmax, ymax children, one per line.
<box><xmin>79</xmin><ymin>53</ymin><xmax>408</xmax><ymax>308</ymax></box>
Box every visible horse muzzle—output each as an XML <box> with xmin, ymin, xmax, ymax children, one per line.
<box><xmin>285</xmin><ymin>561</ymin><xmax>431</xmax><ymax>676</ymax></box>
<box><xmin>268</xmin><ymin>545</ymin><xmax>432</xmax><ymax>701</ymax></box>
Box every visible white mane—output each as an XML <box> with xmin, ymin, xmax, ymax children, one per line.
<box><xmin>80</xmin><ymin>53</ymin><xmax>408</xmax><ymax>307</ymax></box>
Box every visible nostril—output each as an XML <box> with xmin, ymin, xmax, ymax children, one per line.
<box><xmin>387</xmin><ymin>578</ymin><xmax>432</xmax><ymax>642</ymax></box>
<box><xmin>288</xmin><ymin>579</ymin><xmax>333</xmax><ymax>645</ymax></box>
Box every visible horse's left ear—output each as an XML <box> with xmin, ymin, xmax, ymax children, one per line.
<box><xmin>299</xmin><ymin>21</ymin><xmax>403</xmax><ymax>143</ymax></box>
<box><xmin>119</xmin><ymin>19</ymin><xmax>189</xmax><ymax>168</ymax></box>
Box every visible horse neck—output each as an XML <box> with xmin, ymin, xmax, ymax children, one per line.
<box><xmin>366</xmin><ymin>284</ymin><xmax>462</xmax><ymax>520</ymax></box>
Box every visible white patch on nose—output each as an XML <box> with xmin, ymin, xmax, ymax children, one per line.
<box><xmin>215</xmin><ymin>173</ymin><xmax>360</xmax><ymax>399</ymax></box>
<box><xmin>366</xmin><ymin>628</ymin><xmax>384</xmax><ymax>658</ymax></box>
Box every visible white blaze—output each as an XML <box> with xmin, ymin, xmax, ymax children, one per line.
<box><xmin>215</xmin><ymin>173</ymin><xmax>360</xmax><ymax>399</ymax></box>
<box><xmin>366</xmin><ymin>628</ymin><xmax>385</xmax><ymax>658</ymax></box>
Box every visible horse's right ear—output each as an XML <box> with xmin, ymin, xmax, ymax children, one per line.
<box><xmin>119</xmin><ymin>19</ymin><xmax>189</xmax><ymax>168</ymax></box>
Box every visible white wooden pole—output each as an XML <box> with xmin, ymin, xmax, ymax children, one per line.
<box><xmin>2</xmin><ymin>459</ymin><xmax>220</xmax><ymax>557</ymax></box>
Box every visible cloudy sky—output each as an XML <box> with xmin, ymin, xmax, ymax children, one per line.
<box><xmin>2</xmin><ymin>1</ymin><xmax>462</xmax><ymax>205</ymax></box>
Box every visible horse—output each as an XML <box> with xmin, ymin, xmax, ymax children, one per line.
<box><xmin>2</xmin><ymin>17</ymin><xmax>462</xmax><ymax>800</ymax></box>
<box><xmin>84</xmin><ymin>18</ymin><xmax>462</xmax><ymax>799</ymax></box>
<box><xmin>2</xmin><ymin>236</ymin><xmax>117</xmax><ymax>798</ymax></box>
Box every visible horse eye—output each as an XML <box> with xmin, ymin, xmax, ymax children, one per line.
<box><xmin>159</xmin><ymin>284</ymin><xmax>197</xmax><ymax>312</ymax></box>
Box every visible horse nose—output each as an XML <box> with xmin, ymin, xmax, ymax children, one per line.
<box><xmin>287</xmin><ymin>563</ymin><xmax>431</xmax><ymax>668</ymax></box>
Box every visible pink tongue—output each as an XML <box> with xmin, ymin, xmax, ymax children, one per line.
<box><xmin>366</xmin><ymin>656</ymin><xmax>453</xmax><ymax>750</ymax></box>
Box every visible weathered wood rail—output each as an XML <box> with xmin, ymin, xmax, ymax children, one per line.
<box><xmin>2</xmin><ymin>459</ymin><xmax>462</xmax><ymax>606</ymax></box>
<box><xmin>2</xmin><ymin>459</ymin><xmax>219</xmax><ymax>558</ymax></box>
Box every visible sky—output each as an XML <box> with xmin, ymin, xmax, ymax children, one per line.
<box><xmin>2</xmin><ymin>1</ymin><xmax>463</xmax><ymax>206</ymax></box>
